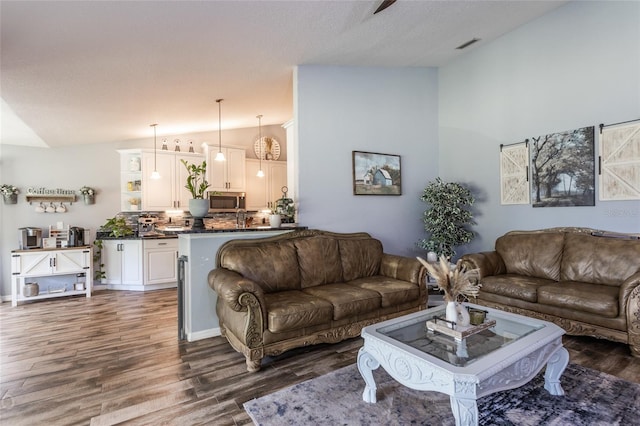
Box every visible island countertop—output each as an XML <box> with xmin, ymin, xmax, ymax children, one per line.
<box><xmin>160</xmin><ymin>223</ymin><xmax>306</xmax><ymax>235</ymax></box>
<box><xmin>96</xmin><ymin>224</ymin><xmax>307</xmax><ymax>240</ymax></box>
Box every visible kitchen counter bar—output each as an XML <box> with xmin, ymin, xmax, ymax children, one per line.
<box><xmin>97</xmin><ymin>224</ymin><xmax>305</xmax><ymax>240</ymax></box>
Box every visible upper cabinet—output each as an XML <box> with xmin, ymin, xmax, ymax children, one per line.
<box><xmin>204</xmin><ymin>145</ymin><xmax>246</xmax><ymax>192</ymax></box>
<box><xmin>118</xmin><ymin>149</ymin><xmax>204</xmax><ymax>212</ymax></box>
<box><xmin>245</xmin><ymin>159</ymin><xmax>287</xmax><ymax>211</ymax></box>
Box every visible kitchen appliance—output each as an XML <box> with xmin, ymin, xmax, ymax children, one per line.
<box><xmin>68</xmin><ymin>227</ymin><xmax>85</xmax><ymax>247</ymax></box>
<box><xmin>209</xmin><ymin>191</ymin><xmax>246</xmax><ymax>212</ymax></box>
<box><xmin>138</xmin><ymin>216</ymin><xmax>159</xmax><ymax>236</ymax></box>
<box><xmin>18</xmin><ymin>227</ymin><xmax>42</xmax><ymax>250</ymax></box>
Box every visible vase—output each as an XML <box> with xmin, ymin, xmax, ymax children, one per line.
<box><xmin>427</xmin><ymin>251</ymin><xmax>438</xmax><ymax>263</ymax></box>
<box><xmin>445</xmin><ymin>301</ymin><xmax>458</xmax><ymax>324</ymax></box>
<box><xmin>3</xmin><ymin>193</ymin><xmax>18</xmax><ymax>204</ymax></box>
<box><xmin>188</xmin><ymin>199</ymin><xmax>209</xmax><ymax>218</ymax></box>
<box><xmin>84</xmin><ymin>194</ymin><xmax>95</xmax><ymax>205</ymax></box>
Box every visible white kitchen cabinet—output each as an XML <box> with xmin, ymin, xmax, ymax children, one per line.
<box><xmin>11</xmin><ymin>247</ymin><xmax>93</xmax><ymax>306</ymax></box>
<box><xmin>205</xmin><ymin>145</ymin><xmax>246</xmax><ymax>192</ymax></box>
<box><xmin>102</xmin><ymin>240</ymin><xmax>143</xmax><ymax>288</ymax></box>
<box><xmin>143</xmin><ymin>239</ymin><xmax>178</xmax><ymax>287</ymax></box>
<box><xmin>142</xmin><ymin>151</ymin><xmax>204</xmax><ymax>211</ymax></box>
<box><xmin>118</xmin><ymin>149</ymin><xmax>203</xmax><ymax>212</ymax></box>
<box><xmin>245</xmin><ymin>159</ymin><xmax>288</xmax><ymax>211</ymax></box>
<box><xmin>101</xmin><ymin>238</ymin><xmax>178</xmax><ymax>290</ymax></box>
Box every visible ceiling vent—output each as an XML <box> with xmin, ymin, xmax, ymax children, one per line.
<box><xmin>456</xmin><ymin>38</ymin><xmax>481</xmax><ymax>50</ymax></box>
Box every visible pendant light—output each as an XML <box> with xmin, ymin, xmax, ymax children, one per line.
<box><xmin>256</xmin><ymin>114</ymin><xmax>265</xmax><ymax>178</ymax></box>
<box><xmin>215</xmin><ymin>99</ymin><xmax>226</xmax><ymax>161</ymax></box>
<box><xmin>150</xmin><ymin>124</ymin><xmax>160</xmax><ymax>179</ymax></box>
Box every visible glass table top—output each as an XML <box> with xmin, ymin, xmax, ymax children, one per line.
<box><xmin>376</xmin><ymin>305</ymin><xmax>544</xmax><ymax>367</ymax></box>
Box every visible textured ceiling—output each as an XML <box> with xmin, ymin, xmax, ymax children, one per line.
<box><xmin>0</xmin><ymin>1</ymin><xmax>566</xmax><ymax>147</ymax></box>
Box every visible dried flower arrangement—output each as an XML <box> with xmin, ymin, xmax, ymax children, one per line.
<box><xmin>417</xmin><ymin>255</ymin><xmax>481</xmax><ymax>303</ymax></box>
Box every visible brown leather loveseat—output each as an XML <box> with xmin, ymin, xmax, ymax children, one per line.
<box><xmin>209</xmin><ymin>229</ymin><xmax>427</xmax><ymax>372</ymax></box>
<box><xmin>460</xmin><ymin>227</ymin><xmax>640</xmax><ymax>357</ymax></box>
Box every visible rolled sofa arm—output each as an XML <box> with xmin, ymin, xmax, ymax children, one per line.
<box><xmin>381</xmin><ymin>254</ymin><xmax>426</xmax><ymax>285</ymax></box>
<box><xmin>459</xmin><ymin>251</ymin><xmax>506</xmax><ymax>279</ymax></box>
<box><xmin>622</xmin><ymin>272</ymin><xmax>640</xmax><ymax>357</ymax></box>
<box><xmin>208</xmin><ymin>268</ymin><xmax>267</xmax><ymax>315</ymax></box>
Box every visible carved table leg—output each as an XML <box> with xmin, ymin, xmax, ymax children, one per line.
<box><xmin>357</xmin><ymin>347</ymin><xmax>380</xmax><ymax>403</ymax></box>
<box><xmin>450</xmin><ymin>396</ymin><xmax>478</xmax><ymax>426</ymax></box>
<box><xmin>544</xmin><ymin>346</ymin><xmax>569</xmax><ymax>395</ymax></box>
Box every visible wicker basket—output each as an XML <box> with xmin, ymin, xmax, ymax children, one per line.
<box><xmin>23</xmin><ymin>283</ymin><xmax>39</xmax><ymax>297</ymax></box>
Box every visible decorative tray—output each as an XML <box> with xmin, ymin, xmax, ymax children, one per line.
<box><xmin>426</xmin><ymin>317</ymin><xmax>496</xmax><ymax>341</ymax></box>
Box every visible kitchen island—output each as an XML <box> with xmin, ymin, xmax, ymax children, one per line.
<box><xmin>167</xmin><ymin>224</ymin><xmax>306</xmax><ymax>342</ymax></box>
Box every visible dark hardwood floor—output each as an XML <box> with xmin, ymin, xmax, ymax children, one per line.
<box><xmin>1</xmin><ymin>289</ymin><xmax>638</xmax><ymax>425</ymax></box>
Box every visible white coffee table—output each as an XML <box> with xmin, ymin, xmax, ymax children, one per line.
<box><xmin>358</xmin><ymin>303</ymin><xmax>569</xmax><ymax>426</ymax></box>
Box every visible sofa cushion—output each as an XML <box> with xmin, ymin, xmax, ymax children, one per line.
<box><xmin>294</xmin><ymin>237</ymin><xmax>343</xmax><ymax>288</ymax></box>
<box><xmin>264</xmin><ymin>290</ymin><xmax>333</xmax><ymax>333</ymax></box>
<box><xmin>339</xmin><ymin>238</ymin><xmax>383</xmax><ymax>282</ymax></box>
<box><xmin>479</xmin><ymin>274</ymin><xmax>552</xmax><ymax>302</ymax></box>
<box><xmin>347</xmin><ymin>276</ymin><xmax>420</xmax><ymax>308</ymax></box>
<box><xmin>495</xmin><ymin>232</ymin><xmax>565</xmax><ymax>281</ymax></box>
<box><xmin>219</xmin><ymin>241</ymin><xmax>301</xmax><ymax>293</ymax></box>
<box><xmin>537</xmin><ymin>281</ymin><xmax>619</xmax><ymax>318</ymax></box>
<box><xmin>302</xmin><ymin>283</ymin><xmax>381</xmax><ymax>320</ymax></box>
<box><xmin>561</xmin><ymin>233</ymin><xmax>640</xmax><ymax>286</ymax></box>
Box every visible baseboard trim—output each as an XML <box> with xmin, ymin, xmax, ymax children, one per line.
<box><xmin>187</xmin><ymin>327</ymin><xmax>221</xmax><ymax>342</ymax></box>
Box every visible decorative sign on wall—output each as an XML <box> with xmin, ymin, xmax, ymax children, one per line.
<box><xmin>530</xmin><ymin>126</ymin><xmax>595</xmax><ymax>207</ymax></box>
<box><xmin>599</xmin><ymin>120</ymin><xmax>640</xmax><ymax>201</ymax></box>
<box><xmin>499</xmin><ymin>141</ymin><xmax>530</xmax><ymax>205</ymax></box>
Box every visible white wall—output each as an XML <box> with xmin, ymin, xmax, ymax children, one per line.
<box><xmin>439</xmin><ymin>0</ymin><xmax>640</xmax><ymax>254</ymax></box>
<box><xmin>0</xmin><ymin>124</ymin><xmax>285</xmax><ymax>298</ymax></box>
<box><xmin>295</xmin><ymin>65</ymin><xmax>439</xmax><ymax>257</ymax></box>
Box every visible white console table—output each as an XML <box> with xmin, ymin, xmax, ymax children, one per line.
<box><xmin>11</xmin><ymin>246</ymin><xmax>93</xmax><ymax>306</ymax></box>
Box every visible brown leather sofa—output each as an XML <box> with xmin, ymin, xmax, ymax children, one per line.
<box><xmin>208</xmin><ymin>229</ymin><xmax>427</xmax><ymax>372</ymax></box>
<box><xmin>460</xmin><ymin>227</ymin><xmax>640</xmax><ymax>357</ymax></box>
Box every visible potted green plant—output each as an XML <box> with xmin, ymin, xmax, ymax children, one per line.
<box><xmin>100</xmin><ymin>216</ymin><xmax>134</xmax><ymax>238</ymax></box>
<box><xmin>181</xmin><ymin>159</ymin><xmax>211</xmax><ymax>219</ymax></box>
<box><xmin>418</xmin><ymin>177</ymin><xmax>475</xmax><ymax>260</ymax></box>
<box><xmin>1</xmin><ymin>184</ymin><xmax>19</xmax><ymax>204</ymax></box>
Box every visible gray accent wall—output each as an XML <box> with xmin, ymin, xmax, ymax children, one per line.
<box><xmin>295</xmin><ymin>65</ymin><xmax>439</xmax><ymax>258</ymax></box>
<box><xmin>438</xmin><ymin>0</ymin><xmax>640</xmax><ymax>253</ymax></box>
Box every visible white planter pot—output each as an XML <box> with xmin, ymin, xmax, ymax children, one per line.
<box><xmin>189</xmin><ymin>199</ymin><xmax>209</xmax><ymax>218</ymax></box>
<box><xmin>269</xmin><ymin>214</ymin><xmax>281</xmax><ymax>228</ymax></box>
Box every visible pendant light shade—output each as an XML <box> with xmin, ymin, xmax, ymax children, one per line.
<box><xmin>150</xmin><ymin>124</ymin><xmax>160</xmax><ymax>179</ymax></box>
<box><xmin>215</xmin><ymin>99</ymin><xmax>226</xmax><ymax>161</ymax></box>
<box><xmin>256</xmin><ymin>114</ymin><xmax>264</xmax><ymax>178</ymax></box>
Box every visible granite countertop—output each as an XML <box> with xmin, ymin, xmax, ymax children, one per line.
<box><xmin>161</xmin><ymin>223</ymin><xmax>306</xmax><ymax>235</ymax></box>
<box><xmin>97</xmin><ymin>224</ymin><xmax>306</xmax><ymax>239</ymax></box>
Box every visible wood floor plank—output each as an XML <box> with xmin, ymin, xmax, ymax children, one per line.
<box><xmin>1</xmin><ymin>289</ymin><xmax>638</xmax><ymax>425</ymax></box>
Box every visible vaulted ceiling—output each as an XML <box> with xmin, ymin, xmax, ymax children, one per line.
<box><xmin>0</xmin><ymin>1</ymin><xmax>566</xmax><ymax>147</ymax></box>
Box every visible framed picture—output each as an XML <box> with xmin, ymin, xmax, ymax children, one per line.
<box><xmin>530</xmin><ymin>126</ymin><xmax>595</xmax><ymax>207</ymax></box>
<box><xmin>352</xmin><ymin>151</ymin><xmax>401</xmax><ymax>195</ymax></box>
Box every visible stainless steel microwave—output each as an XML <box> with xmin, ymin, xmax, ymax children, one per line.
<box><xmin>208</xmin><ymin>192</ymin><xmax>246</xmax><ymax>212</ymax></box>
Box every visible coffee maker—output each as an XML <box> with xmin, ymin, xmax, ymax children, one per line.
<box><xmin>19</xmin><ymin>227</ymin><xmax>42</xmax><ymax>249</ymax></box>
<box><xmin>69</xmin><ymin>227</ymin><xmax>85</xmax><ymax>247</ymax></box>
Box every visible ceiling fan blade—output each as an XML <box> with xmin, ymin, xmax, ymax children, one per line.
<box><xmin>374</xmin><ymin>0</ymin><xmax>397</xmax><ymax>15</ymax></box>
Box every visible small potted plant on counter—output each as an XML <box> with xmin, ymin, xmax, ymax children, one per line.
<box><xmin>1</xmin><ymin>184</ymin><xmax>19</xmax><ymax>204</ymax></box>
<box><xmin>181</xmin><ymin>159</ymin><xmax>210</xmax><ymax>225</ymax></box>
<box><xmin>79</xmin><ymin>186</ymin><xmax>96</xmax><ymax>205</ymax></box>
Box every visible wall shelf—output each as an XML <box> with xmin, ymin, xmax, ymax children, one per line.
<box><xmin>26</xmin><ymin>195</ymin><xmax>76</xmax><ymax>205</ymax></box>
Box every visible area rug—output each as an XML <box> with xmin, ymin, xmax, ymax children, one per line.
<box><xmin>244</xmin><ymin>363</ymin><xmax>640</xmax><ymax>425</ymax></box>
